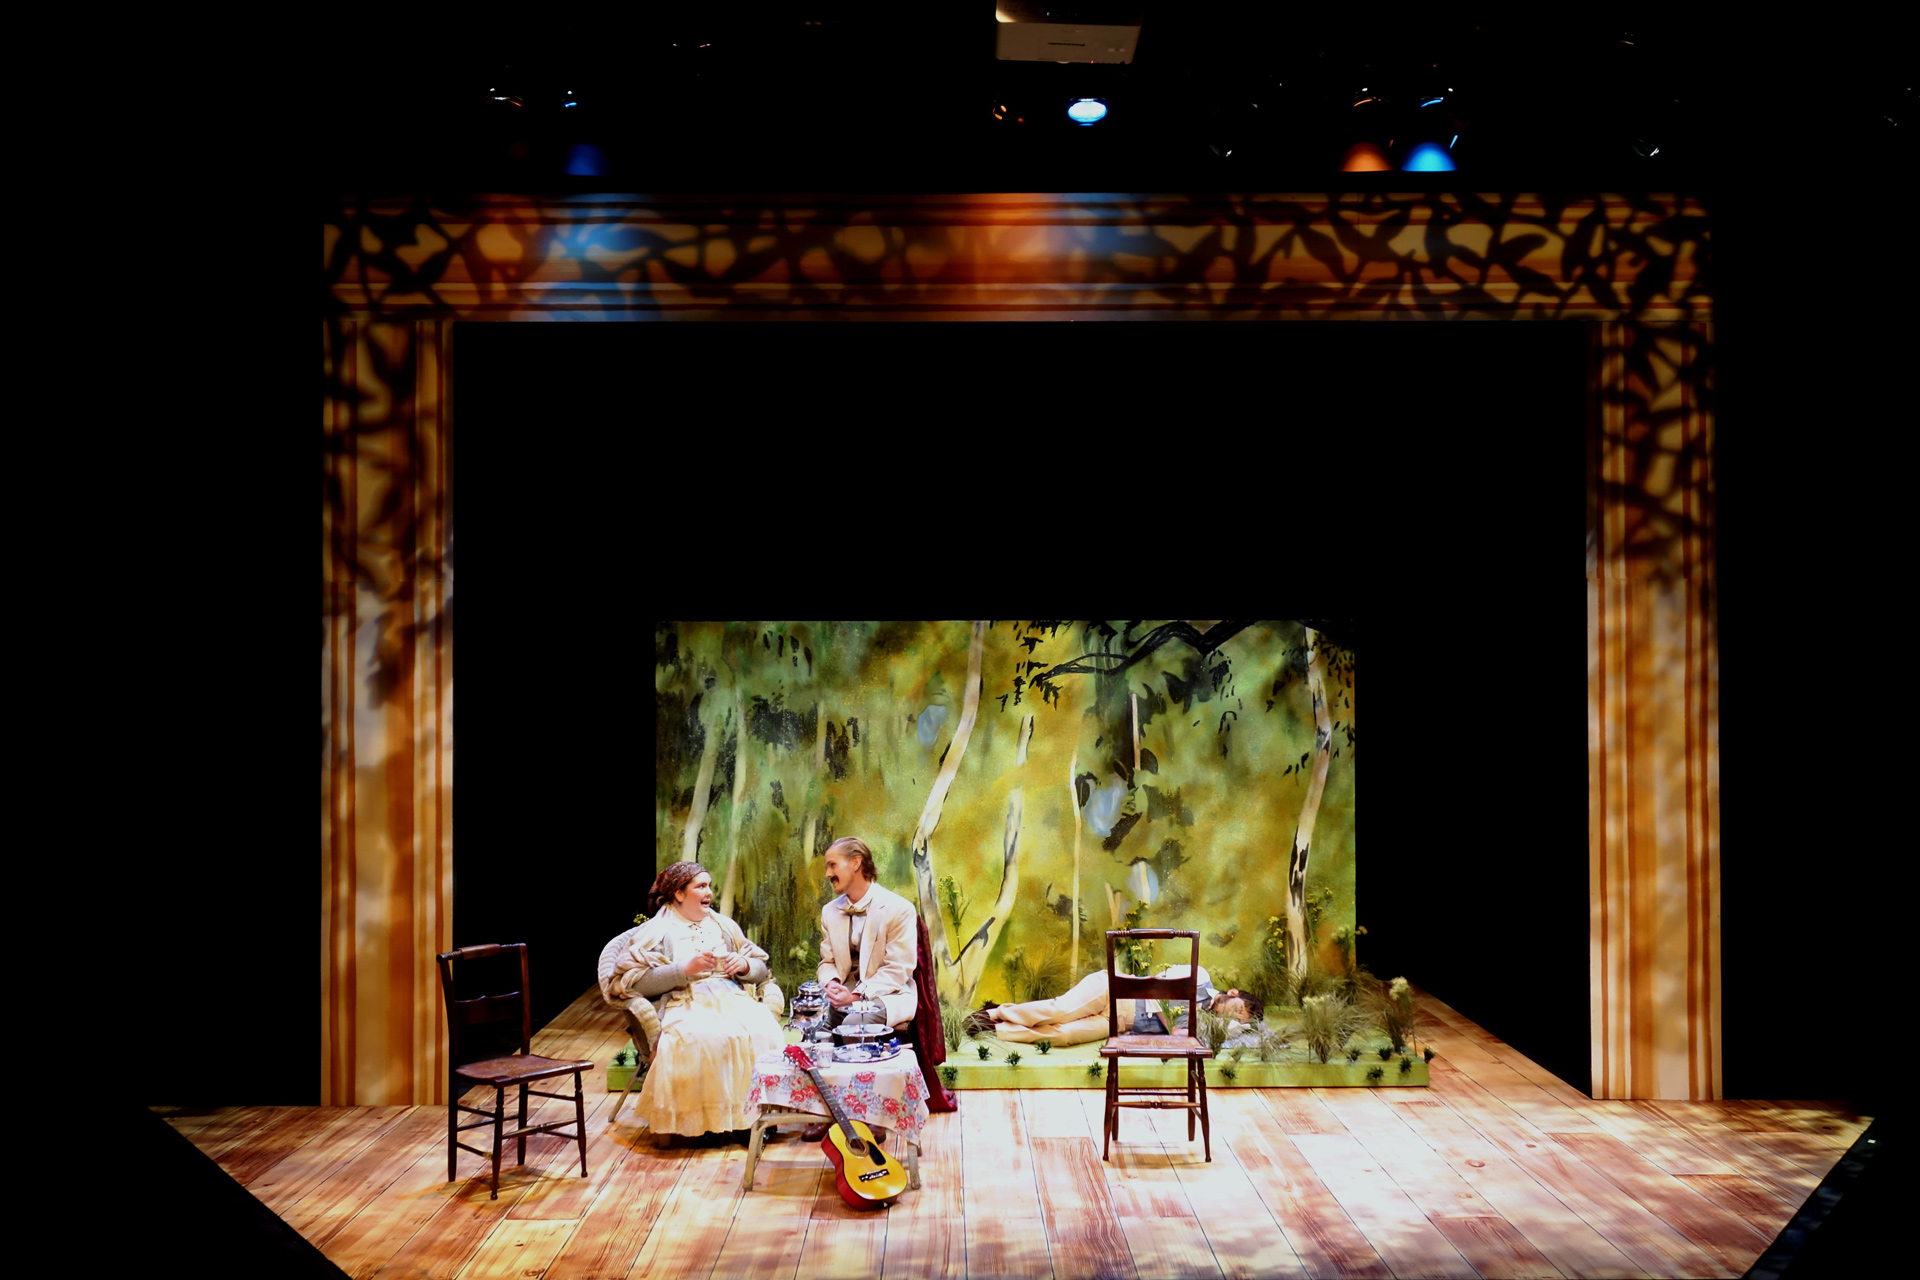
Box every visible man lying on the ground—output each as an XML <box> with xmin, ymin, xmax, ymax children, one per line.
<box><xmin>965</xmin><ymin>966</ymin><xmax>1267</xmax><ymax>1048</ymax></box>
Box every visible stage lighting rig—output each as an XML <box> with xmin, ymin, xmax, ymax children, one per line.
<box><xmin>477</xmin><ymin>62</ymin><xmax>593</xmax><ymax>116</ymax></box>
<box><xmin>995</xmin><ymin>2</ymin><xmax>1144</xmax><ymax>65</ymax></box>
<box><xmin>1327</xmin><ymin>77</ymin><xmax>1471</xmax><ymax>171</ymax></box>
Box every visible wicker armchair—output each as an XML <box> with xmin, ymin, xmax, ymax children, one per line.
<box><xmin>595</xmin><ymin>924</ymin><xmax>786</xmax><ymax>1125</ymax></box>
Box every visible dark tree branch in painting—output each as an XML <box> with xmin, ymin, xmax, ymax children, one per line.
<box><xmin>1026</xmin><ymin>620</ymin><xmax>1260</xmax><ymax>707</ymax></box>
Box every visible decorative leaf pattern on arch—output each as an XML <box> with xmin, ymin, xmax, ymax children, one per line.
<box><xmin>324</xmin><ymin>193</ymin><xmax>1709</xmax><ymax>321</ymax></box>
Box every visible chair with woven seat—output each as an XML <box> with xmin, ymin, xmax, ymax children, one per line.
<box><xmin>1099</xmin><ymin>929</ymin><xmax>1212</xmax><ymax>1162</ymax></box>
<box><xmin>436</xmin><ymin>943</ymin><xmax>593</xmax><ymax>1199</ymax></box>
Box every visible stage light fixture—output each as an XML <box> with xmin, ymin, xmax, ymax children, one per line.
<box><xmin>1401</xmin><ymin>141</ymin><xmax>1456</xmax><ymax>171</ymax></box>
<box><xmin>1339</xmin><ymin>142</ymin><xmax>1391</xmax><ymax>171</ymax></box>
<box><xmin>1068</xmin><ymin>98</ymin><xmax>1108</xmax><ymax>125</ymax></box>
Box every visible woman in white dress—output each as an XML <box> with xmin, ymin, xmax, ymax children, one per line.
<box><xmin>610</xmin><ymin>861</ymin><xmax>786</xmax><ymax>1138</ymax></box>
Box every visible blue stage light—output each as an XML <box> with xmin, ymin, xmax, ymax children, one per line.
<box><xmin>1402</xmin><ymin>141</ymin><xmax>1456</xmax><ymax>171</ymax></box>
<box><xmin>564</xmin><ymin>143</ymin><xmax>608</xmax><ymax>176</ymax></box>
<box><xmin>1067</xmin><ymin>98</ymin><xmax>1108</xmax><ymax>125</ymax></box>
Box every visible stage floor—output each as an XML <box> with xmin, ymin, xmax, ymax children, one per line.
<box><xmin>156</xmin><ymin>985</ymin><xmax>1866</xmax><ymax>1279</ymax></box>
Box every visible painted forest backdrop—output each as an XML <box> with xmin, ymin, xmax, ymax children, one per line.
<box><xmin>655</xmin><ymin>620</ymin><xmax>1356</xmax><ymax>1017</ymax></box>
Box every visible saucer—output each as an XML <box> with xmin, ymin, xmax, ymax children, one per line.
<box><xmin>831</xmin><ymin>1042</ymin><xmax>902</xmax><ymax>1064</ymax></box>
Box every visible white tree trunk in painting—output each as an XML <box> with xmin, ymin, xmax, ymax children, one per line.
<box><xmin>798</xmin><ymin>699</ymin><xmax>828</xmax><ymax>872</ymax></box>
<box><xmin>681</xmin><ymin>695</ymin><xmax>723</xmax><ymax>863</ymax></box>
<box><xmin>1284</xmin><ymin>626</ymin><xmax>1334</xmax><ymax>984</ymax></box>
<box><xmin>909</xmin><ymin>620</ymin><xmax>986</xmax><ymax>1010</ymax></box>
<box><xmin>719</xmin><ymin>688</ymin><xmax>749</xmax><ymax>918</ymax></box>
<box><xmin>955</xmin><ymin>711</ymin><xmax>1034</xmax><ymax>1006</ymax></box>
<box><xmin>1069</xmin><ymin>750</ymin><xmax>1083</xmax><ymax>985</ymax></box>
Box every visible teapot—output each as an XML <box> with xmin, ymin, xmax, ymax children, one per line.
<box><xmin>789</xmin><ymin>981</ymin><xmax>830</xmax><ymax>1035</ymax></box>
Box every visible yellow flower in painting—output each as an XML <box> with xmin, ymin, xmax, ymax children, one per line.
<box><xmin>1389</xmin><ymin>977</ymin><xmax>1410</xmax><ymax>998</ymax></box>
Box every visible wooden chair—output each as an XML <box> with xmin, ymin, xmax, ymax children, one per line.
<box><xmin>1099</xmin><ymin>929</ymin><xmax>1212</xmax><ymax>1162</ymax></box>
<box><xmin>435</xmin><ymin>943</ymin><xmax>593</xmax><ymax>1199</ymax></box>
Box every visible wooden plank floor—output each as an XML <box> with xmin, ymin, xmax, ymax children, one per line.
<box><xmin>156</xmin><ymin>985</ymin><xmax>1867</xmax><ymax>1279</ymax></box>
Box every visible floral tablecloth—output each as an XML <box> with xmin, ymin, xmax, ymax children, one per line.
<box><xmin>745</xmin><ymin>1046</ymin><xmax>931</xmax><ymax>1148</ymax></box>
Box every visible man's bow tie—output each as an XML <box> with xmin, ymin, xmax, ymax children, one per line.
<box><xmin>842</xmin><ymin>900</ymin><xmax>869</xmax><ymax>915</ymax></box>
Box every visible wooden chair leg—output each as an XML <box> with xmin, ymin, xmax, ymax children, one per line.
<box><xmin>1198</xmin><ymin>1063</ymin><xmax>1211</xmax><ymax>1162</ymax></box>
<box><xmin>1103</xmin><ymin>1061</ymin><xmax>1116</xmax><ymax>1160</ymax></box>
<box><xmin>490</xmin><ymin>1086</ymin><xmax>505</xmax><ymax>1200</ymax></box>
<box><xmin>573</xmin><ymin>1070</ymin><xmax>589</xmax><ymax>1177</ymax></box>
<box><xmin>447</xmin><ymin>1086</ymin><xmax>459</xmax><ymax>1183</ymax></box>
<box><xmin>517</xmin><ymin>1083</ymin><xmax>529</xmax><ymax>1167</ymax></box>
<box><xmin>1187</xmin><ymin>1061</ymin><xmax>1197</xmax><ymax>1141</ymax></box>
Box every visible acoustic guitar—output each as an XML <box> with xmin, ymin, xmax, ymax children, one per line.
<box><xmin>783</xmin><ymin>1044</ymin><xmax>910</xmax><ymax>1208</ymax></box>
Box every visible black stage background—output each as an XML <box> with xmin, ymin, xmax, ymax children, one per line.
<box><xmin>130</xmin><ymin>301</ymin><xmax>1897</xmax><ymax>1115</ymax></box>
<box><xmin>451</xmin><ymin>317</ymin><xmax>1591</xmax><ymax>1082</ymax></box>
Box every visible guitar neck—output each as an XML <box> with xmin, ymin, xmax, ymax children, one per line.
<box><xmin>802</xmin><ymin>1065</ymin><xmax>854</xmax><ymax>1134</ymax></box>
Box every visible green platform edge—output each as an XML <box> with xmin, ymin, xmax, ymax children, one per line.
<box><xmin>941</xmin><ymin>1057</ymin><xmax>1429</xmax><ymax>1089</ymax></box>
<box><xmin>606</xmin><ymin>1033</ymin><xmax>1431</xmax><ymax>1091</ymax></box>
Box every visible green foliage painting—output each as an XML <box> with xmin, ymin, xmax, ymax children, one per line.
<box><xmin>655</xmin><ymin>621</ymin><xmax>1355</xmax><ymax>1014</ymax></box>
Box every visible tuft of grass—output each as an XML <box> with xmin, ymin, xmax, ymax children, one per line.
<box><xmin>939</xmin><ymin>998</ymin><xmax>966</xmax><ymax>1053</ymax></box>
<box><xmin>1423</xmin><ymin>1046</ymin><xmax>1437</xmax><ymax>1063</ymax></box>
<box><xmin>1219</xmin><ymin>1065</ymin><xmax>1238</xmax><ymax>1084</ymax></box>
<box><xmin>1035</xmin><ymin>1039</ymin><xmax>1053</xmax><ymax>1056</ymax></box>
<box><xmin>1003</xmin><ymin>943</ymin><xmax>1072</xmax><ymax>1003</ymax></box>
<box><xmin>1345</xmin><ymin>1046</ymin><xmax>1362</xmax><ymax>1064</ymax></box>
<box><xmin>1366</xmin><ymin>1066</ymin><xmax>1384</xmax><ymax>1084</ymax></box>
<box><xmin>1361</xmin><ymin>975</ymin><xmax>1421</xmax><ymax>1054</ymax></box>
<box><xmin>1195</xmin><ymin>1009</ymin><xmax>1232</xmax><ymax>1054</ymax></box>
<box><xmin>1006</xmin><ymin>1052</ymin><xmax>1022</xmax><ymax>1067</ymax></box>
<box><xmin>1302</xmin><ymin>992</ymin><xmax>1366</xmax><ymax>1065</ymax></box>
<box><xmin>977</xmin><ymin>1044</ymin><xmax>993</xmax><ymax>1061</ymax></box>
<box><xmin>1378</xmin><ymin>1047</ymin><xmax>1393</xmax><ymax>1061</ymax></box>
<box><xmin>1399</xmin><ymin>1056</ymin><xmax>1413</xmax><ymax>1075</ymax></box>
<box><xmin>1086</xmin><ymin>1062</ymin><xmax>1105</xmax><ymax>1080</ymax></box>
<box><xmin>939</xmin><ymin>1064</ymin><xmax>959</xmax><ymax>1086</ymax></box>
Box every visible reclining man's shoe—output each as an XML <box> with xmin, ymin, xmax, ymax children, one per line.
<box><xmin>801</xmin><ymin>1122</ymin><xmax>830</xmax><ymax>1142</ymax></box>
<box><xmin>962</xmin><ymin>1002</ymin><xmax>1000</xmax><ymax>1037</ymax></box>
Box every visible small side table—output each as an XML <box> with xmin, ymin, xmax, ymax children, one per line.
<box><xmin>743</xmin><ymin>1046</ymin><xmax>933</xmax><ymax>1194</ymax></box>
<box><xmin>743</xmin><ymin>1111</ymin><xmax>920</xmax><ymax>1191</ymax></box>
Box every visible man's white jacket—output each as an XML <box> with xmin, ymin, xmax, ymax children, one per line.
<box><xmin>817</xmin><ymin>881</ymin><xmax>919</xmax><ymax>1028</ymax></box>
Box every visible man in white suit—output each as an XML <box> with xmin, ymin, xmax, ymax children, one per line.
<box><xmin>816</xmin><ymin>836</ymin><xmax>919</xmax><ymax>1031</ymax></box>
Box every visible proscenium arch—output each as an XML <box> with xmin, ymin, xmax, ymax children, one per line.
<box><xmin>320</xmin><ymin>191</ymin><xmax>1715</xmax><ymax>1104</ymax></box>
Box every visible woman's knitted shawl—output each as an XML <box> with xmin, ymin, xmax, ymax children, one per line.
<box><xmin>608</xmin><ymin>904</ymin><xmax>769</xmax><ymax>1001</ymax></box>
